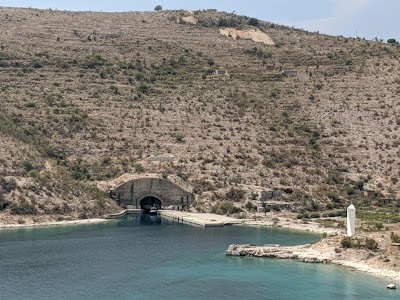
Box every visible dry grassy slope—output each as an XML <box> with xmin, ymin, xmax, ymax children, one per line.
<box><xmin>0</xmin><ymin>7</ymin><xmax>399</xmax><ymax>220</ymax></box>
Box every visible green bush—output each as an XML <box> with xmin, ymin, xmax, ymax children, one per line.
<box><xmin>310</xmin><ymin>212</ymin><xmax>321</xmax><ymax>218</ymax></box>
<box><xmin>250</xmin><ymin>192</ymin><xmax>258</xmax><ymax>200</ymax></box>
<box><xmin>10</xmin><ymin>200</ymin><xmax>38</xmax><ymax>215</ymax></box>
<box><xmin>72</xmin><ymin>171</ymin><xmax>88</xmax><ymax>180</ymax></box>
<box><xmin>137</xmin><ymin>83</ymin><xmax>150</xmax><ymax>94</ymax></box>
<box><xmin>226</xmin><ymin>188</ymin><xmax>246</xmax><ymax>202</ymax></box>
<box><xmin>245</xmin><ymin>201</ymin><xmax>254</xmax><ymax>211</ymax></box>
<box><xmin>366</xmin><ymin>238</ymin><xmax>378</xmax><ymax>251</ymax></box>
<box><xmin>244</xmin><ymin>47</ymin><xmax>272</xmax><ymax>59</ymax></box>
<box><xmin>70</xmin><ymin>159</ymin><xmax>90</xmax><ymax>180</ymax></box>
<box><xmin>375</xmin><ymin>222</ymin><xmax>384</xmax><ymax>231</ymax></box>
<box><xmin>109</xmin><ymin>85</ymin><xmax>119</xmax><ymax>95</ymax></box>
<box><xmin>22</xmin><ymin>160</ymin><xmax>34</xmax><ymax>172</ymax></box>
<box><xmin>270</xmin><ymin>205</ymin><xmax>281</xmax><ymax>212</ymax></box>
<box><xmin>82</xmin><ymin>53</ymin><xmax>107</xmax><ymax>69</ymax></box>
<box><xmin>175</xmin><ymin>133</ymin><xmax>185</xmax><ymax>143</ymax></box>
<box><xmin>134</xmin><ymin>163</ymin><xmax>144</xmax><ymax>173</ymax></box>
<box><xmin>192</xmin><ymin>179</ymin><xmax>215</xmax><ymax>194</ymax></box>
<box><xmin>217</xmin><ymin>17</ymin><xmax>239</xmax><ymax>28</ymax></box>
<box><xmin>31</xmin><ymin>60</ymin><xmax>43</xmax><ymax>68</ymax></box>
<box><xmin>354</xmin><ymin>181</ymin><xmax>364</xmax><ymax>190</ymax></box>
<box><xmin>247</xmin><ymin>18</ymin><xmax>259</xmax><ymax>26</ymax></box>
<box><xmin>211</xmin><ymin>201</ymin><xmax>242</xmax><ymax>215</ymax></box>
<box><xmin>336</xmin><ymin>210</ymin><xmax>346</xmax><ymax>217</ymax></box>
<box><xmin>327</xmin><ymin>191</ymin><xmax>339</xmax><ymax>202</ymax></box>
<box><xmin>346</xmin><ymin>187</ymin><xmax>355</xmax><ymax>195</ymax></box>
<box><xmin>390</xmin><ymin>232</ymin><xmax>400</xmax><ymax>243</ymax></box>
<box><xmin>177</xmin><ymin>171</ymin><xmax>188</xmax><ymax>181</ymax></box>
<box><xmin>0</xmin><ymin>177</ymin><xmax>17</xmax><ymax>193</ymax></box>
<box><xmin>340</xmin><ymin>236</ymin><xmax>352</xmax><ymax>248</ymax></box>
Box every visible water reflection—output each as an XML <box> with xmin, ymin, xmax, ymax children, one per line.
<box><xmin>140</xmin><ymin>214</ymin><xmax>161</xmax><ymax>225</ymax></box>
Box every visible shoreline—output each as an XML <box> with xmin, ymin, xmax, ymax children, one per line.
<box><xmin>241</xmin><ymin>218</ymin><xmax>343</xmax><ymax>235</ymax></box>
<box><xmin>0</xmin><ymin>218</ymin><xmax>109</xmax><ymax>229</ymax></box>
<box><xmin>1</xmin><ymin>211</ymin><xmax>399</xmax><ymax>284</ymax></box>
<box><xmin>227</xmin><ymin>237</ymin><xmax>400</xmax><ymax>283</ymax></box>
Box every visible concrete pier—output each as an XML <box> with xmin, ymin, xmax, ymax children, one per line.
<box><xmin>160</xmin><ymin>211</ymin><xmax>243</xmax><ymax>227</ymax></box>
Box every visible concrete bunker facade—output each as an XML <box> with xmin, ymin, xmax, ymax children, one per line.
<box><xmin>109</xmin><ymin>177</ymin><xmax>194</xmax><ymax>210</ymax></box>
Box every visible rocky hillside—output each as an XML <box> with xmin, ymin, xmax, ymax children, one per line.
<box><xmin>0</xmin><ymin>7</ymin><xmax>399</xmax><ymax>223</ymax></box>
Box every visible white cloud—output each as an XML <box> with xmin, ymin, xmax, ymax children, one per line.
<box><xmin>330</xmin><ymin>0</ymin><xmax>372</xmax><ymax>15</ymax></box>
<box><xmin>292</xmin><ymin>0</ymin><xmax>381</xmax><ymax>38</ymax></box>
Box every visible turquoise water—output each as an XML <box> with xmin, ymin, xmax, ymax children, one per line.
<box><xmin>0</xmin><ymin>215</ymin><xmax>398</xmax><ymax>300</ymax></box>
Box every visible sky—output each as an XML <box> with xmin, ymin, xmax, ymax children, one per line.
<box><xmin>0</xmin><ymin>0</ymin><xmax>398</xmax><ymax>41</ymax></box>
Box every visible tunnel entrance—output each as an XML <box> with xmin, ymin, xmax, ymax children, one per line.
<box><xmin>140</xmin><ymin>196</ymin><xmax>162</xmax><ymax>214</ymax></box>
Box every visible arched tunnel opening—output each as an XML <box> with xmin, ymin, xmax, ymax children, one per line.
<box><xmin>140</xmin><ymin>196</ymin><xmax>162</xmax><ymax>214</ymax></box>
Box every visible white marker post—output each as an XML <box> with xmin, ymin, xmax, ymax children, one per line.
<box><xmin>347</xmin><ymin>204</ymin><xmax>356</xmax><ymax>237</ymax></box>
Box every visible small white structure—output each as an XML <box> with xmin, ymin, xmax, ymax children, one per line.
<box><xmin>347</xmin><ymin>204</ymin><xmax>356</xmax><ymax>237</ymax></box>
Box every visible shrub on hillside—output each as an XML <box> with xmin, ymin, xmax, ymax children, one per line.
<box><xmin>225</xmin><ymin>188</ymin><xmax>246</xmax><ymax>202</ymax></box>
<box><xmin>245</xmin><ymin>201</ymin><xmax>254</xmax><ymax>212</ymax></box>
<box><xmin>10</xmin><ymin>200</ymin><xmax>38</xmax><ymax>215</ymax></box>
<box><xmin>244</xmin><ymin>47</ymin><xmax>272</xmax><ymax>59</ymax></box>
<box><xmin>22</xmin><ymin>160</ymin><xmax>34</xmax><ymax>172</ymax></box>
<box><xmin>211</xmin><ymin>201</ymin><xmax>242</xmax><ymax>215</ymax></box>
<box><xmin>375</xmin><ymin>222</ymin><xmax>384</xmax><ymax>231</ymax></box>
<box><xmin>310</xmin><ymin>212</ymin><xmax>321</xmax><ymax>218</ymax></box>
<box><xmin>192</xmin><ymin>179</ymin><xmax>215</xmax><ymax>194</ymax></box>
<box><xmin>134</xmin><ymin>163</ymin><xmax>144</xmax><ymax>173</ymax></box>
<box><xmin>366</xmin><ymin>238</ymin><xmax>378</xmax><ymax>251</ymax></box>
<box><xmin>270</xmin><ymin>205</ymin><xmax>281</xmax><ymax>212</ymax></box>
<box><xmin>0</xmin><ymin>177</ymin><xmax>17</xmax><ymax>193</ymax></box>
<box><xmin>247</xmin><ymin>18</ymin><xmax>259</xmax><ymax>26</ymax></box>
<box><xmin>217</xmin><ymin>17</ymin><xmax>239</xmax><ymax>27</ymax></box>
<box><xmin>346</xmin><ymin>186</ymin><xmax>355</xmax><ymax>195</ymax></box>
<box><xmin>137</xmin><ymin>83</ymin><xmax>150</xmax><ymax>94</ymax></box>
<box><xmin>82</xmin><ymin>53</ymin><xmax>107</xmax><ymax>69</ymax></box>
<box><xmin>390</xmin><ymin>232</ymin><xmax>400</xmax><ymax>243</ymax></box>
<box><xmin>340</xmin><ymin>236</ymin><xmax>353</xmax><ymax>248</ymax></box>
<box><xmin>177</xmin><ymin>171</ymin><xmax>188</xmax><ymax>181</ymax></box>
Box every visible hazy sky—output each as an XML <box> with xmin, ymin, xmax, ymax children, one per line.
<box><xmin>0</xmin><ymin>0</ymin><xmax>398</xmax><ymax>40</ymax></box>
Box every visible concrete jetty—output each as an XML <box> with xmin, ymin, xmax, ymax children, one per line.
<box><xmin>160</xmin><ymin>210</ymin><xmax>243</xmax><ymax>227</ymax></box>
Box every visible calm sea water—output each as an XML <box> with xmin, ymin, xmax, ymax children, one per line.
<box><xmin>0</xmin><ymin>215</ymin><xmax>398</xmax><ymax>300</ymax></box>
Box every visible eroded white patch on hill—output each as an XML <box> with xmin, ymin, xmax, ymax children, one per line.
<box><xmin>219</xmin><ymin>28</ymin><xmax>275</xmax><ymax>45</ymax></box>
<box><xmin>181</xmin><ymin>15</ymin><xmax>197</xmax><ymax>25</ymax></box>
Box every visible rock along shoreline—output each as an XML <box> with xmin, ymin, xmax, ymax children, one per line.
<box><xmin>226</xmin><ymin>243</ymin><xmax>330</xmax><ymax>263</ymax></box>
<box><xmin>226</xmin><ymin>237</ymin><xmax>400</xmax><ymax>283</ymax></box>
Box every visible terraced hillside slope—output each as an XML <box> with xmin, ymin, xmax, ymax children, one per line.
<box><xmin>1</xmin><ymin>7</ymin><xmax>400</xmax><ymax>223</ymax></box>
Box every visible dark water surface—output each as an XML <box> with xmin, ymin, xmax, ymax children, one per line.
<box><xmin>0</xmin><ymin>215</ymin><xmax>398</xmax><ymax>299</ymax></box>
